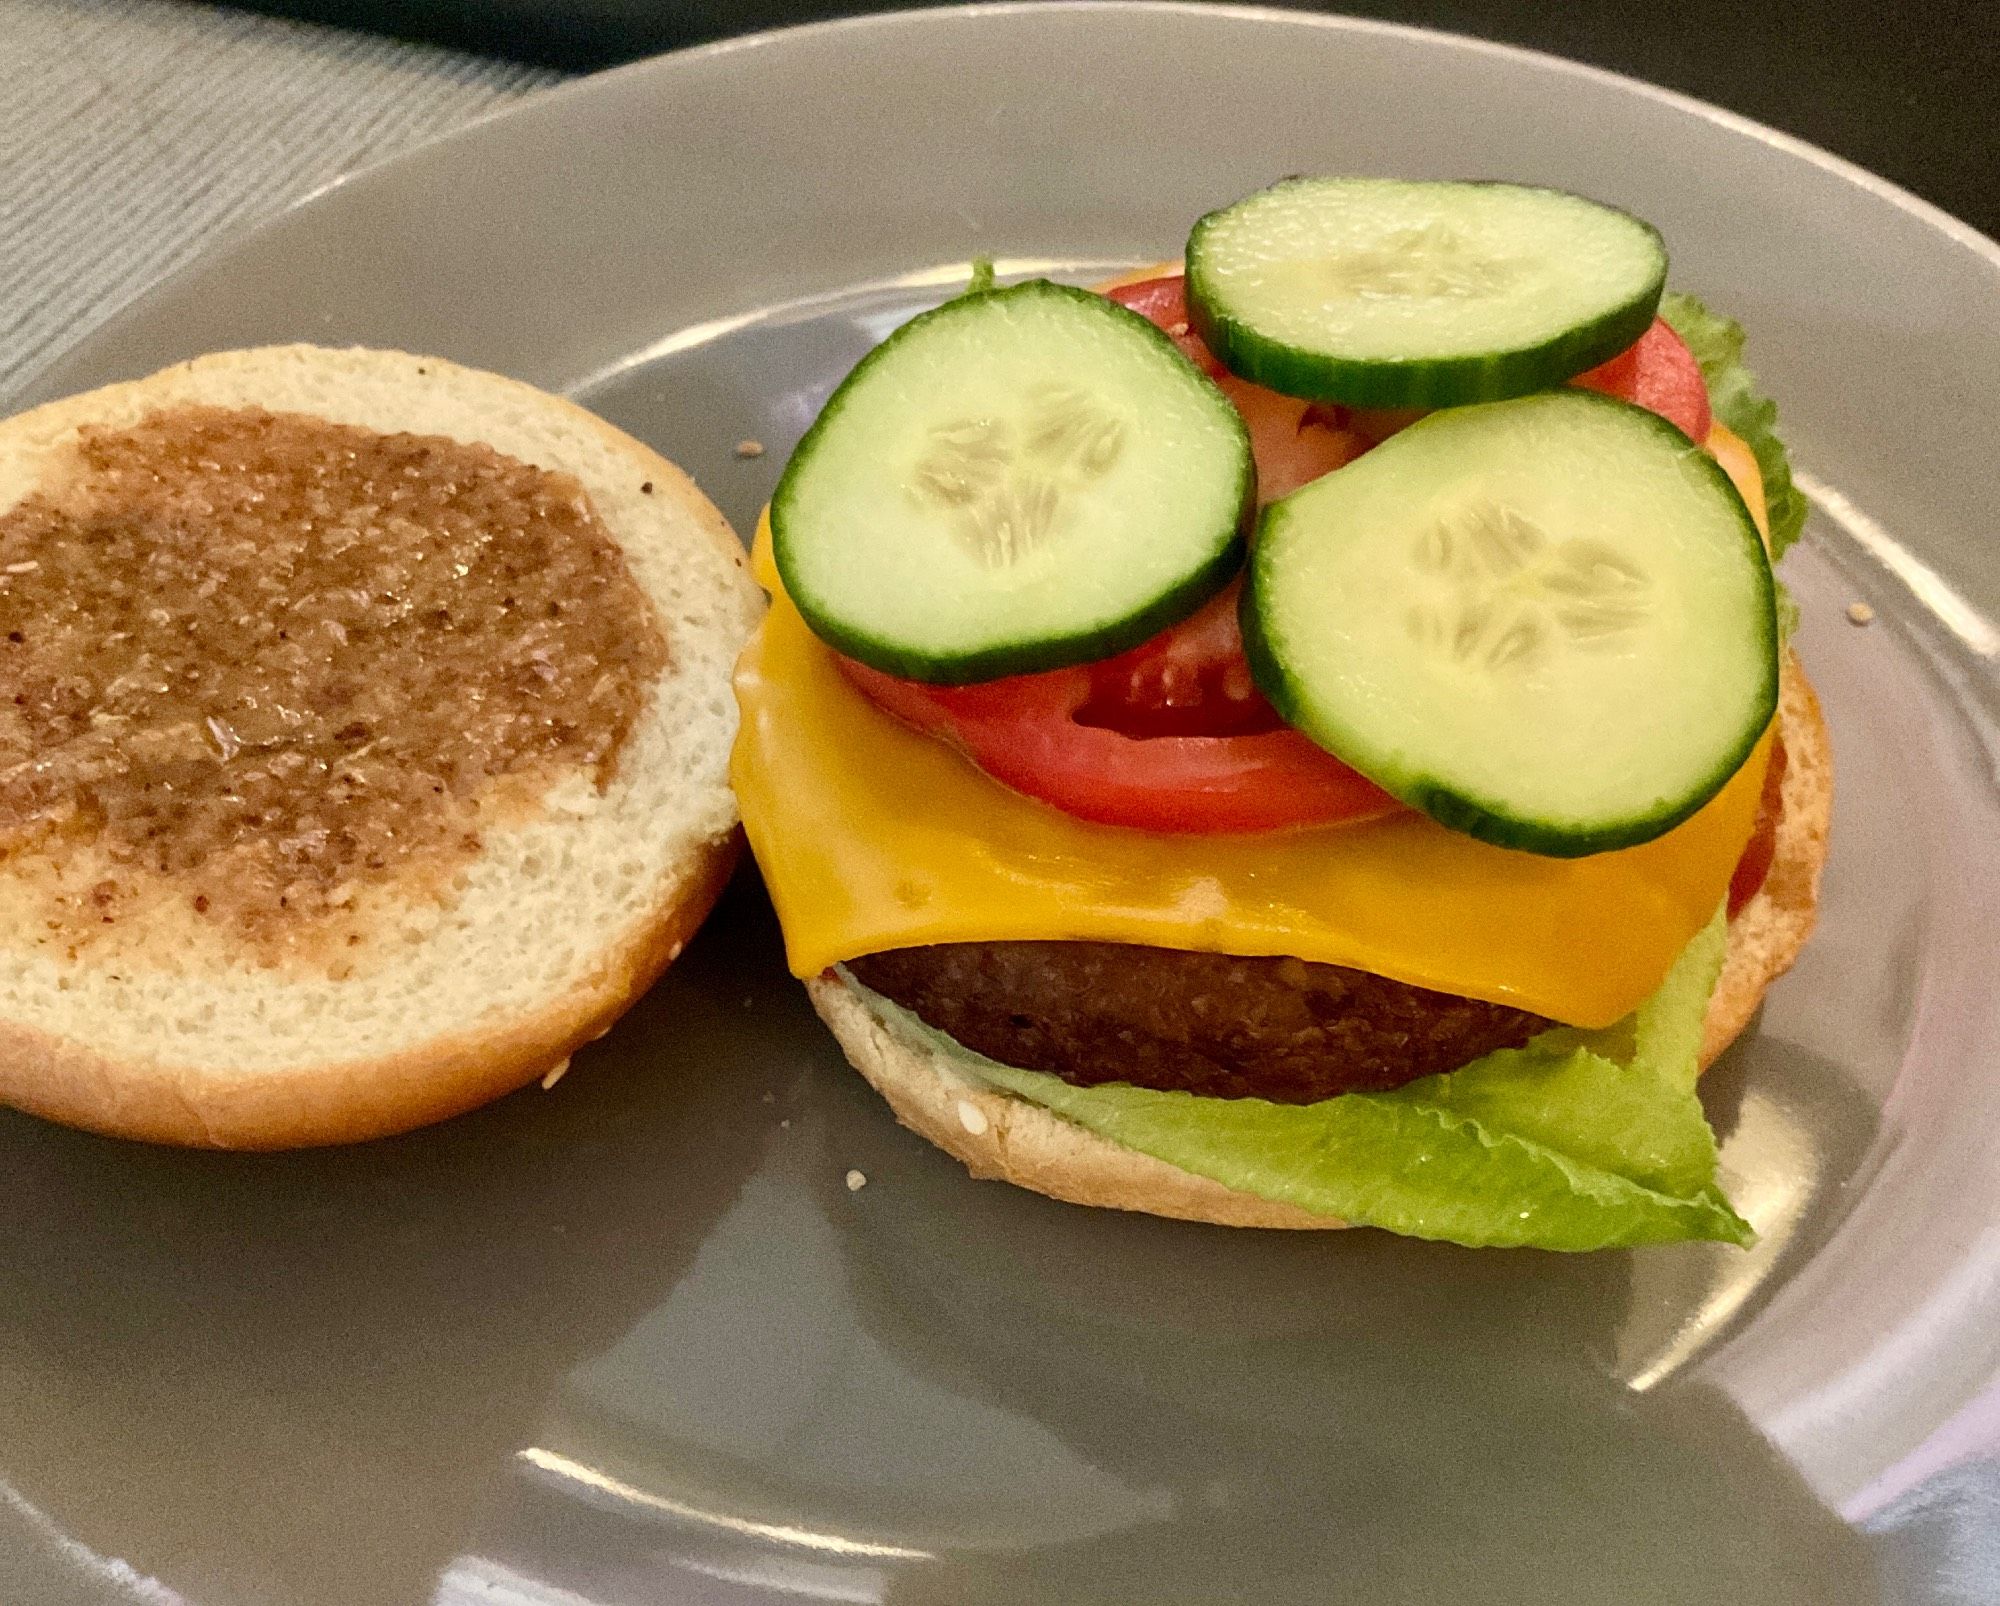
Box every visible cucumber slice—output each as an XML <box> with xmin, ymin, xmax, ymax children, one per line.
<box><xmin>1187</xmin><ymin>178</ymin><xmax>1667</xmax><ymax>408</ymax></box>
<box><xmin>773</xmin><ymin>280</ymin><xmax>1252</xmax><ymax>684</ymax></box>
<box><xmin>1244</xmin><ymin>390</ymin><xmax>1777</xmax><ymax>855</ymax></box>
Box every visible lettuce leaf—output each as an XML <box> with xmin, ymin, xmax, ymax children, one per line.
<box><xmin>1662</xmin><ymin>290</ymin><xmax>1808</xmax><ymax>561</ymax></box>
<box><xmin>1774</xmin><ymin>578</ymin><xmax>1801</xmax><ymax>641</ymax></box>
<box><xmin>848</xmin><ymin>914</ymin><xmax>1751</xmax><ymax>1251</ymax></box>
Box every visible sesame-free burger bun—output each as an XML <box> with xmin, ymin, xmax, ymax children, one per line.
<box><xmin>0</xmin><ymin>347</ymin><xmax>763</xmax><ymax>1148</ymax></box>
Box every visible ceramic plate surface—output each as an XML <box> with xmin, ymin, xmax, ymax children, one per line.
<box><xmin>6</xmin><ymin>7</ymin><xmax>1999</xmax><ymax>1603</ymax></box>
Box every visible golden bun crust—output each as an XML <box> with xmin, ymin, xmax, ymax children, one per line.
<box><xmin>1698</xmin><ymin>651</ymin><xmax>1830</xmax><ymax>1068</ymax></box>
<box><xmin>0</xmin><ymin>346</ymin><xmax>760</xmax><ymax>1148</ymax></box>
<box><xmin>0</xmin><ymin>835</ymin><xmax>740</xmax><ymax>1150</ymax></box>
<box><xmin>812</xmin><ymin>652</ymin><xmax>1830</xmax><ymax>1228</ymax></box>
<box><xmin>810</xmin><ymin>968</ymin><xmax>1339</xmax><ymax>1228</ymax></box>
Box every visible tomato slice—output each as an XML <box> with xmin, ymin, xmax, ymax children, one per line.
<box><xmin>1109</xmin><ymin>275</ymin><xmax>1366</xmax><ymax>504</ymax></box>
<box><xmin>1216</xmin><ymin>375</ymin><xmax>1367</xmax><ymax>504</ymax></box>
<box><xmin>1726</xmin><ymin>734</ymin><xmax>1787</xmax><ymax>915</ymax></box>
<box><xmin>836</xmin><ymin>590</ymin><xmax>1399</xmax><ymax>833</ymax></box>
<box><xmin>1103</xmin><ymin>275</ymin><xmax>1224</xmax><ymax>375</ymax></box>
<box><xmin>1573</xmin><ymin>316</ymin><xmax>1712</xmax><ymax>441</ymax></box>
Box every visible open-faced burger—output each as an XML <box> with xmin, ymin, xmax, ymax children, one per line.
<box><xmin>734</xmin><ymin>177</ymin><xmax>1828</xmax><ymax>1249</ymax></box>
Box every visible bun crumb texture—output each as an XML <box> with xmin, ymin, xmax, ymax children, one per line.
<box><xmin>0</xmin><ymin>346</ymin><xmax>762</xmax><ymax>1148</ymax></box>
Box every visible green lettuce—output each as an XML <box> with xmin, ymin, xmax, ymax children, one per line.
<box><xmin>848</xmin><ymin>914</ymin><xmax>1751</xmax><ymax>1251</ymax></box>
<box><xmin>1661</xmin><ymin>290</ymin><xmax>1808</xmax><ymax>562</ymax></box>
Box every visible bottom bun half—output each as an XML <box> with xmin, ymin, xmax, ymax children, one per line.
<box><xmin>809</xmin><ymin>652</ymin><xmax>1831</xmax><ymax>1230</ymax></box>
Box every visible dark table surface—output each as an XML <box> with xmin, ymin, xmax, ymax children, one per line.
<box><xmin>233</xmin><ymin>0</ymin><xmax>1997</xmax><ymax>241</ymax></box>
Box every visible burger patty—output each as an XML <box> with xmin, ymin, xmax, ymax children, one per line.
<box><xmin>845</xmin><ymin>942</ymin><xmax>1551</xmax><ymax>1103</ymax></box>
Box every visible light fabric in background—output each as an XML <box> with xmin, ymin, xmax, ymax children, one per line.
<box><xmin>0</xmin><ymin>0</ymin><xmax>562</xmax><ymax>398</ymax></box>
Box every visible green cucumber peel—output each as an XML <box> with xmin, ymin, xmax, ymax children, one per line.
<box><xmin>1242</xmin><ymin>391</ymin><xmax>1779</xmax><ymax>858</ymax></box>
<box><xmin>1185</xmin><ymin>177</ymin><xmax>1668</xmax><ymax>408</ymax></box>
<box><xmin>772</xmin><ymin>278</ymin><xmax>1254</xmax><ymax>685</ymax></box>
<box><xmin>1662</xmin><ymin>290</ymin><xmax>1808</xmax><ymax>562</ymax></box>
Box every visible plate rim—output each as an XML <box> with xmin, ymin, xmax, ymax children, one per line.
<box><xmin>8</xmin><ymin>9</ymin><xmax>2000</xmax><ymax>1593</ymax></box>
<box><xmin>12</xmin><ymin>0</ymin><xmax>2000</xmax><ymax>410</ymax></box>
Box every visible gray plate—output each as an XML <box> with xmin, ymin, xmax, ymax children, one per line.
<box><xmin>6</xmin><ymin>6</ymin><xmax>2000</xmax><ymax>1604</ymax></box>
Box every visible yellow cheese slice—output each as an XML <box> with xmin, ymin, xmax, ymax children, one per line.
<box><xmin>1706</xmin><ymin>422</ymin><xmax>1769</xmax><ymax>540</ymax></box>
<box><xmin>735</xmin><ymin>464</ymin><xmax>1768</xmax><ymax>1028</ymax></box>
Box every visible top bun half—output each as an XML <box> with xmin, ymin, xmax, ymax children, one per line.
<box><xmin>0</xmin><ymin>346</ymin><xmax>762</xmax><ymax>1147</ymax></box>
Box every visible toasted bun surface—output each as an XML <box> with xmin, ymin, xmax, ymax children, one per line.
<box><xmin>0</xmin><ymin>347</ymin><xmax>763</xmax><ymax>1148</ymax></box>
<box><xmin>810</xmin><ymin>651</ymin><xmax>1830</xmax><ymax>1228</ymax></box>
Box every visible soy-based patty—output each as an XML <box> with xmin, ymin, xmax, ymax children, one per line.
<box><xmin>845</xmin><ymin>942</ymin><xmax>1550</xmax><ymax>1103</ymax></box>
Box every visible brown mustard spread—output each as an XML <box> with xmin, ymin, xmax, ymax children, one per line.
<box><xmin>0</xmin><ymin>404</ymin><xmax>667</xmax><ymax>949</ymax></box>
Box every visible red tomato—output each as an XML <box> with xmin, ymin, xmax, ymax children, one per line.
<box><xmin>836</xmin><ymin>583</ymin><xmax>1399</xmax><ymax>834</ymax></box>
<box><xmin>1108</xmin><ymin>275</ymin><xmax>1366</xmax><ymax>503</ymax></box>
<box><xmin>1573</xmin><ymin>317</ymin><xmax>1712</xmax><ymax>441</ymax></box>
<box><xmin>1727</xmin><ymin>735</ymin><xmax>1787</xmax><ymax>916</ymax></box>
<box><xmin>1103</xmin><ymin>275</ymin><xmax>1224</xmax><ymax>375</ymax></box>
<box><xmin>1217</xmin><ymin>375</ymin><xmax>1367</xmax><ymax>503</ymax></box>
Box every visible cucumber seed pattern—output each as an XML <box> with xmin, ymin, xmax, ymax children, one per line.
<box><xmin>909</xmin><ymin>382</ymin><xmax>1129</xmax><ymax>567</ymax></box>
<box><xmin>1405</xmin><ymin>502</ymin><xmax>1651</xmax><ymax>673</ymax></box>
<box><xmin>1317</xmin><ymin>222</ymin><xmax>1524</xmax><ymax>303</ymax></box>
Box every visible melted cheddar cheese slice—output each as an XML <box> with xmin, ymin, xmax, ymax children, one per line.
<box><xmin>735</xmin><ymin>434</ymin><xmax>1769</xmax><ymax>1029</ymax></box>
